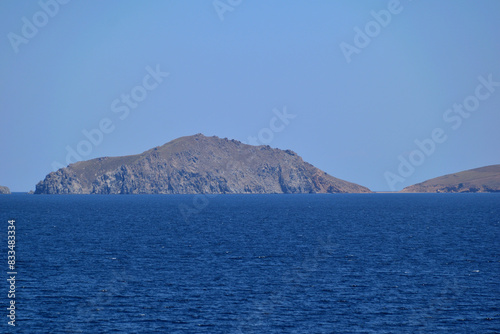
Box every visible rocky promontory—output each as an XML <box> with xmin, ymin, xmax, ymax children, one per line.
<box><xmin>35</xmin><ymin>134</ymin><xmax>371</xmax><ymax>194</ymax></box>
<box><xmin>0</xmin><ymin>186</ymin><xmax>10</xmax><ymax>194</ymax></box>
<box><xmin>401</xmin><ymin>165</ymin><xmax>500</xmax><ymax>193</ymax></box>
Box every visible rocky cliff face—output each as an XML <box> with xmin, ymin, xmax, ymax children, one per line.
<box><xmin>35</xmin><ymin>134</ymin><xmax>371</xmax><ymax>194</ymax></box>
<box><xmin>0</xmin><ymin>186</ymin><xmax>10</xmax><ymax>194</ymax></box>
<box><xmin>401</xmin><ymin>165</ymin><xmax>500</xmax><ymax>193</ymax></box>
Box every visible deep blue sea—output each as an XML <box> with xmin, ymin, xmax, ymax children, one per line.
<box><xmin>1</xmin><ymin>193</ymin><xmax>499</xmax><ymax>333</ymax></box>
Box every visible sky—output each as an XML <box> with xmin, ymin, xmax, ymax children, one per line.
<box><xmin>1</xmin><ymin>0</ymin><xmax>499</xmax><ymax>192</ymax></box>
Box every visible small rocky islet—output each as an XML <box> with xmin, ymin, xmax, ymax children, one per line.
<box><xmin>35</xmin><ymin>134</ymin><xmax>371</xmax><ymax>194</ymax></box>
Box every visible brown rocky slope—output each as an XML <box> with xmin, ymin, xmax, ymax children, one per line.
<box><xmin>401</xmin><ymin>165</ymin><xmax>500</xmax><ymax>193</ymax></box>
<box><xmin>35</xmin><ymin>134</ymin><xmax>371</xmax><ymax>194</ymax></box>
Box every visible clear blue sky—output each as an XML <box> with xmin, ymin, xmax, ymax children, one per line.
<box><xmin>1</xmin><ymin>0</ymin><xmax>499</xmax><ymax>192</ymax></box>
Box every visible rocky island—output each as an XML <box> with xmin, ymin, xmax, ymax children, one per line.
<box><xmin>35</xmin><ymin>134</ymin><xmax>371</xmax><ymax>194</ymax></box>
<box><xmin>0</xmin><ymin>186</ymin><xmax>10</xmax><ymax>194</ymax></box>
<box><xmin>401</xmin><ymin>165</ymin><xmax>500</xmax><ymax>193</ymax></box>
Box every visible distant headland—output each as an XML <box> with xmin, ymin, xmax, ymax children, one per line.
<box><xmin>401</xmin><ymin>165</ymin><xmax>500</xmax><ymax>193</ymax></box>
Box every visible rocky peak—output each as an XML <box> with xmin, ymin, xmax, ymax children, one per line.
<box><xmin>35</xmin><ymin>134</ymin><xmax>371</xmax><ymax>194</ymax></box>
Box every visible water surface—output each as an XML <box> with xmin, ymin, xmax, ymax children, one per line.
<box><xmin>1</xmin><ymin>193</ymin><xmax>499</xmax><ymax>333</ymax></box>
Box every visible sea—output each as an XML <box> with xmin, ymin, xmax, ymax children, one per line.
<box><xmin>1</xmin><ymin>193</ymin><xmax>499</xmax><ymax>333</ymax></box>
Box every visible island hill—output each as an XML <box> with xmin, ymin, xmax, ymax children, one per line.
<box><xmin>35</xmin><ymin>134</ymin><xmax>371</xmax><ymax>194</ymax></box>
<box><xmin>0</xmin><ymin>186</ymin><xmax>10</xmax><ymax>194</ymax></box>
<box><xmin>401</xmin><ymin>164</ymin><xmax>500</xmax><ymax>193</ymax></box>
